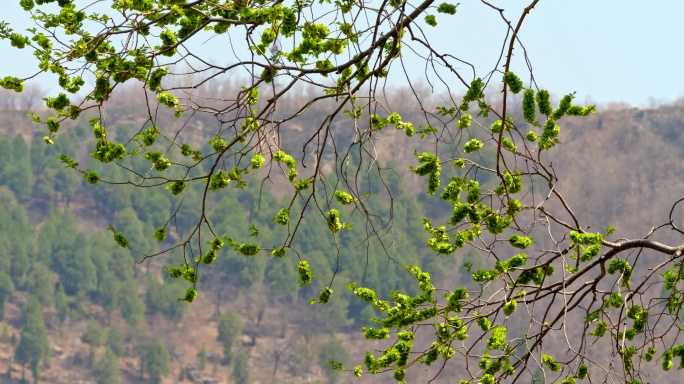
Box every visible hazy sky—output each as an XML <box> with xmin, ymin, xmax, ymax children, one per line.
<box><xmin>1</xmin><ymin>0</ymin><xmax>682</xmax><ymax>107</ymax></box>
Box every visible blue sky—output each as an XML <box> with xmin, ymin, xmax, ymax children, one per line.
<box><xmin>1</xmin><ymin>0</ymin><xmax>683</xmax><ymax>107</ymax></box>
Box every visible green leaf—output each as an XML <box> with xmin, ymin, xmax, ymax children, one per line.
<box><xmin>154</xmin><ymin>227</ymin><xmax>167</xmax><ymax>242</ymax></box>
<box><xmin>424</xmin><ymin>14</ymin><xmax>437</xmax><ymax>27</ymax></box>
<box><xmin>486</xmin><ymin>326</ymin><xmax>506</xmax><ymax>350</ymax></box>
<box><xmin>113</xmin><ymin>232</ymin><xmax>129</xmax><ymax>248</ymax></box>
<box><xmin>334</xmin><ymin>190</ymin><xmax>355</xmax><ymax>205</ymax></box>
<box><xmin>237</xmin><ymin>243</ymin><xmax>260</xmax><ymax>256</ymax></box>
<box><xmin>502</xmin><ymin>72</ymin><xmax>523</xmax><ymax>94</ymax></box>
<box><xmin>298</xmin><ymin>260</ymin><xmax>315</xmax><ymax>286</ymax></box>
<box><xmin>58</xmin><ymin>154</ymin><xmax>79</xmax><ymax>168</ymax></box>
<box><xmin>272</xmin><ymin>208</ymin><xmax>290</xmax><ymax>225</ymax></box>
<box><xmin>179</xmin><ymin>288</ymin><xmax>197</xmax><ymax>302</ymax></box>
<box><xmin>437</xmin><ymin>3</ymin><xmax>458</xmax><ymax>14</ymax></box>
<box><xmin>84</xmin><ymin>171</ymin><xmax>99</xmax><ymax>185</ymax></box>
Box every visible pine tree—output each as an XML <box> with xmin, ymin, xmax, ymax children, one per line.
<box><xmin>93</xmin><ymin>348</ymin><xmax>121</xmax><ymax>384</ymax></box>
<box><xmin>0</xmin><ymin>138</ymin><xmax>12</xmax><ymax>185</ymax></box>
<box><xmin>145</xmin><ymin>275</ymin><xmax>187</xmax><ymax>323</ymax></box>
<box><xmin>26</xmin><ymin>263</ymin><xmax>55</xmax><ymax>307</ymax></box>
<box><xmin>8</xmin><ymin>239</ymin><xmax>31</xmax><ymax>289</ymax></box>
<box><xmin>0</xmin><ymin>271</ymin><xmax>15</xmax><ymax>320</ymax></box>
<box><xmin>316</xmin><ymin>335</ymin><xmax>350</xmax><ymax>384</ymax></box>
<box><xmin>81</xmin><ymin>319</ymin><xmax>107</xmax><ymax>347</ymax></box>
<box><xmin>217</xmin><ymin>309</ymin><xmax>242</xmax><ymax>363</ymax></box>
<box><xmin>14</xmin><ymin>296</ymin><xmax>50</xmax><ymax>384</ymax></box>
<box><xmin>106</xmin><ymin>326</ymin><xmax>125</xmax><ymax>357</ymax></box>
<box><xmin>0</xmin><ymin>324</ymin><xmax>10</xmax><ymax>343</ymax></box>
<box><xmin>231</xmin><ymin>353</ymin><xmax>251</xmax><ymax>384</ymax></box>
<box><xmin>6</xmin><ymin>135</ymin><xmax>33</xmax><ymax>197</ymax></box>
<box><xmin>63</xmin><ymin>249</ymin><xmax>98</xmax><ymax>296</ymax></box>
<box><xmin>54</xmin><ymin>283</ymin><xmax>69</xmax><ymax>325</ymax></box>
<box><xmin>198</xmin><ymin>347</ymin><xmax>207</xmax><ymax>371</ymax></box>
<box><xmin>145</xmin><ymin>339</ymin><xmax>171</xmax><ymax>384</ymax></box>
<box><xmin>96</xmin><ymin>270</ymin><xmax>120</xmax><ymax>315</ymax></box>
<box><xmin>118</xmin><ymin>279</ymin><xmax>145</xmax><ymax>326</ymax></box>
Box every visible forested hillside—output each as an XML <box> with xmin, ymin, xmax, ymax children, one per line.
<box><xmin>1</xmin><ymin>85</ymin><xmax>683</xmax><ymax>383</ymax></box>
<box><xmin>0</xmin><ymin>85</ymin><xmax>464</xmax><ymax>383</ymax></box>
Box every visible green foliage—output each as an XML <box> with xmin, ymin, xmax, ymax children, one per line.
<box><xmin>437</xmin><ymin>3</ymin><xmax>458</xmax><ymax>14</ymax></box>
<box><xmin>410</xmin><ymin>152</ymin><xmax>441</xmax><ymax>194</ymax></box>
<box><xmin>464</xmin><ymin>138</ymin><xmax>483</xmax><ymax>153</ymax></box>
<box><xmin>458</xmin><ymin>114</ymin><xmax>472</xmax><ymax>129</ymax></box>
<box><xmin>362</xmin><ymin>327</ymin><xmax>389</xmax><ymax>339</ymax></box>
<box><xmin>63</xmin><ymin>247</ymin><xmax>98</xmax><ymax>295</ymax></box>
<box><xmin>462</xmin><ymin>78</ymin><xmax>484</xmax><ymax>108</ymax></box>
<box><xmin>0</xmin><ymin>1</ymin><xmax>655</xmax><ymax>382</ymax></box>
<box><xmin>94</xmin><ymin>349</ymin><xmax>121</xmax><ymax>384</ymax></box>
<box><xmin>156</xmin><ymin>91</ymin><xmax>178</xmax><ymax>108</ymax></box>
<box><xmin>298</xmin><ymin>260</ymin><xmax>315</xmax><ymax>286</ymax></box>
<box><xmin>326</xmin><ymin>209</ymin><xmax>351</xmax><ymax>233</ymax></box>
<box><xmin>0</xmin><ymin>76</ymin><xmax>24</xmax><ymax>92</ymax></box>
<box><xmin>472</xmin><ymin>269</ymin><xmax>499</xmax><ymax>283</ymax></box>
<box><xmin>231</xmin><ymin>353</ymin><xmax>251</xmax><ymax>384</ymax></box>
<box><xmin>495</xmin><ymin>254</ymin><xmax>527</xmax><ymax>273</ymax></box>
<box><xmin>490</xmin><ymin>119</ymin><xmax>513</xmax><ymax>134</ymax></box>
<box><xmin>0</xmin><ymin>324</ymin><xmax>9</xmax><ymax>343</ymax></box>
<box><xmin>81</xmin><ymin>319</ymin><xmax>107</xmax><ymax>347</ymax></box>
<box><xmin>607</xmin><ymin>258</ymin><xmax>633</xmax><ymax>286</ymax></box>
<box><xmin>274</xmin><ymin>150</ymin><xmax>296</xmax><ymax>169</ymax></box>
<box><xmin>273</xmin><ymin>208</ymin><xmax>290</xmax><ymax>225</ymax></box>
<box><xmin>198</xmin><ymin>347</ymin><xmax>208</xmax><ymax>370</ymax></box>
<box><xmin>0</xmin><ymin>271</ymin><xmax>15</xmax><ymax>319</ymax></box>
<box><xmin>238</xmin><ymin>243</ymin><xmax>260</xmax><ymax>256</ymax></box>
<box><xmin>209</xmin><ymin>170</ymin><xmax>231</xmax><ymax>191</ymax></box>
<box><xmin>270</xmin><ymin>247</ymin><xmax>287</xmax><ymax>258</ymax></box>
<box><xmin>424</xmin><ymin>15</ymin><xmax>437</xmax><ymax>27</ymax></box>
<box><xmin>509</xmin><ymin>234</ymin><xmax>534</xmax><ymax>249</ymax></box>
<box><xmin>448</xmin><ymin>287</ymin><xmax>468</xmax><ymax>311</ymax></box>
<box><xmin>153</xmin><ymin>226</ymin><xmax>167</xmax><ymax>242</ymax></box>
<box><xmin>477</xmin><ymin>315</ymin><xmax>491</xmax><ymax>332</ymax></box>
<box><xmin>27</xmin><ymin>264</ymin><xmax>55</xmax><ymax>307</ymax></box>
<box><xmin>541</xmin><ymin>353</ymin><xmax>561</xmax><ymax>372</ymax></box>
<box><xmin>317</xmin><ymin>335</ymin><xmax>350</xmax><ymax>383</ymax></box>
<box><xmin>55</xmin><ymin>283</ymin><xmax>69</xmax><ymax>324</ymax></box>
<box><xmin>178</xmin><ymin>287</ymin><xmax>197</xmax><ymax>303</ymax></box>
<box><xmin>502</xmin><ymin>72</ymin><xmax>523</xmax><ymax>94</ymax></box>
<box><xmin>106</xmin><ymin>327</ymin><xmax>125</xmax><ymax>357</ymax></box>
<box><xmin>486</xmin><ymin>326</ymin><xmax>506</xmax><ymax>350</ymax></box>
<box><xmin>501</xmin><ymin>137</ymin><xmax>516</xmax><ymax>152</ymax></box>
<box><xmin>515</xmin><ymin>264</ymin><xmax>554</xmax><ymax>286</ymax></box>
<box><xmin>502</xmin><ymin>299</ymin><xmax>517</xmax><ymax>316</ymax></box>
<box><xmin>536</xmin><ymin>90</ymin><xmax>552</xmax><ymax>115</ymax></box>
<box><xmin>354</xmin><ymin>287</ymin><xmax>378</xmax><ymax>302</ymax></box>
<box><xmin>145</xmin><ymin>340</ymin><xmax>171</xmax><ymax>384</ymax></box>
<box><xmin>4</xmin><ymin>135</ymin><xmax>34</xmax><ymax>197</ymax></box>
<box><xmin>334</xmin><ymin>190</ymin><xmax>355</xmax><ymax>205</ymax></box>
<box><xmin>591</xmin><ymin>320</ymin><xmax>607</xmax><ymax>338</ymax></box>
<box><xmin>569</xmin><ymin>231</ymin><xmax>603</xmax><ymax>245</ymax></box>
<box><xmin>146</xmin><ymin>275</ymin><xmax>188</xmax><ymax>320</ymax></box>
<box><xmin>218</xmin><ymin>309</ymin><xmax>243</xmax><ymax>363</ymax></box>
<box><xmin>119</xmin><ymin>281</ymin><xmax>145</xmax><ymax>326</ymax></box>
<box><xmin>112</xmin><ymin>231</ymin><xmax>129</xmax><ymax>248</ymax></box>
<box><xmin>15</xmin><ymin>296</ymin><xmax>50</xmax><ymax>382</ymax></box>
<box><xmin>576</xmin><ymin>363</ymin><xmax>588</xmax><ymax>379</ymax></box>
<box><xmin>522</xmin><ymin>89</ymin><xmax>537</xmax><ymax>125</ymax></box>
<box><xmin>84</xmin><ymin>170</ymin><xmax>100</xmax><ymax>184</ymax></box>
<box><xmin>579</xmin><ymin>244</ymin><xmax>600</xmax><ymax>262</ymax></box>
<box><xmin>319</xmin><ymin>287</ymin><xmax>333</xmax><ymax>304</ymax></box>
<box><xmin>644</xmin><ymin>347</ymin><xmax>656</xmax><ymax>363</ymax></box>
